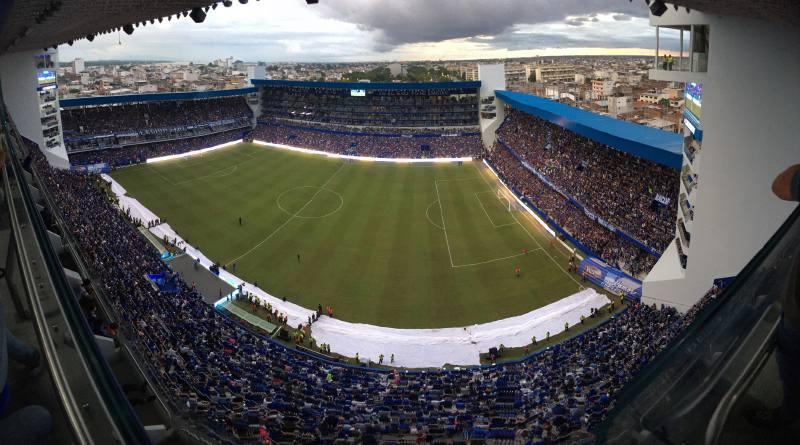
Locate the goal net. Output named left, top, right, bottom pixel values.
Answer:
left=496, top=188, right=521, bottom=212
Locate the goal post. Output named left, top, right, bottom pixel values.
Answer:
left=496, top=187, right=519, bottom=212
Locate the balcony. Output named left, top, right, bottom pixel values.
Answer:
left=678, top=218, right=691, bottom=248
left=650, top=24, right=709, bottom=83
left=682, top=165, right=698, bottom=194
left=680, top=193, right=694, bottom=222
left=683, top=136, right=699, bottom=164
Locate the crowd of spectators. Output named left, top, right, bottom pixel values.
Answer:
left=68, top=129, right=246, bottom=167
left=22, top=134, right=723, bottom=443
left=497, top=110, right=679, bottom=252
left=253, top=120, right=483, bottom=159
left=62, top=97, right=253, bottom=152
left=62, top=97, right=252, bottom=137
left=261, top=85, right=479, bottom=127
left=489, top=146, right=658, bottom=276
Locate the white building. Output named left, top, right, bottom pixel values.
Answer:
left=642, top=7, right=800, bottom=312
left=607, top=95, right=634, bottom=116
left=504, top=63, right=528, bottom=91
left=591, top=79, right=614, bottom=98
left=534, top=65, right=576, bottom=83
left=639, top=91, right=668, bottom=104
left=72, top=57, right=85, bottom=74
left=246, top=65, right=266, bottom=82
left=458, top=64, right=479, bottom=81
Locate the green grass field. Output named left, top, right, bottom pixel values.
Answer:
left=111, top=143, right=585, bottom=328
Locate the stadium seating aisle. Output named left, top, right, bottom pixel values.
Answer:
left=25, top=132, right=726, bottom=442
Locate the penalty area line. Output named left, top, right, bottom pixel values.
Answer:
left=471, top=162, right=584, bottom=289
left=452, top=248, right=543, bottom=268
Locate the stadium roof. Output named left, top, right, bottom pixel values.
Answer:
left=59, top=87, right=257, bottom=108
left=252, top=80, right=481, bottom=91
left=496, top=90, right=683, bottom=169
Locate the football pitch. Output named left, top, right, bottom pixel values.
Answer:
left=111, top=143, right=585, bottom=328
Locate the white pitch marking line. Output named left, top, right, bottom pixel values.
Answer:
left=425, top=200, right=444, bottom=230
left=452, top=248, right=543, bottom=268
left=471, top=162, right=584, bottom=289
left=225, top=162, right=346, bottom=266
left=174, top=164, right=238, bottom=186
left=434, top=180, right=455, bottom=268
left=147, top=164, right=177, bottom=186
left=434, top=177, right=482, bottom=183
left=474, top=192, right=500, bottom=228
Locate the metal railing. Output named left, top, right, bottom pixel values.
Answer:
left=1, top=102, right=152, bottom=444
left=596, top=203, right=800, bottom=444
left=654, top=24, right=710, bottom=74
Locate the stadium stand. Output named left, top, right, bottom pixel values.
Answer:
left=68, top=129, right=247, bottom=167
left=259, top=82, right=479, bottom=128
left=253, top=119, right=483, bottom=159
left=61, top=96, right=253, bottom=153
left=23, top=133, right=725, bottom=443
left=488, top=145, right=659, bottom=277
left=496, top=109, right=680, bottom=253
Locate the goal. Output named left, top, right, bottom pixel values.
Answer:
left=496, top=188, right=520, bottom=212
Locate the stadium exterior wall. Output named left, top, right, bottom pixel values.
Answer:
left=643, top=9, right=800, bottom=311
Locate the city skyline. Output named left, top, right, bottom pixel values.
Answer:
left=58, top=0, right=679, bottom=63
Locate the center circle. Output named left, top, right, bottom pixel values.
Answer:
left=276, top=186, right=344, bottom=219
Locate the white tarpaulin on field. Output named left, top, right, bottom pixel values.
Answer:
left=101, top=171, right=609, bottom=368
left=311, top=288, right=608, bottom=367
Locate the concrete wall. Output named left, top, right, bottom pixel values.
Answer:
left=643, top=12, right=800, bottom=310
left=478, top=64, right=506, bottom=150
left=0, top=49, right=69, bottom=168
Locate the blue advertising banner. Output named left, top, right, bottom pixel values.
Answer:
left=578, top=257, right=642, bottom=300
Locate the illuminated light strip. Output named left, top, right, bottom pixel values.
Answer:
left=252, top=140, right=473, bottom=164
left=482, top=159, right=556, bottom=237
left=146, top=139, right=243, bottom=164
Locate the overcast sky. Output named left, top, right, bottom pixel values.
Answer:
left=59, top=0, right=674, bottom=63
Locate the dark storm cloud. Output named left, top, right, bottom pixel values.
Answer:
left=318, top=0, right=648, bottom=47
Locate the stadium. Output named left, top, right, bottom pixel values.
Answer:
left=0, top=1, right=798, bottom=444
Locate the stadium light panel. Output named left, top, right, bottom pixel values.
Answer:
left=123, top=24, right=134, bottom=35
left=306, top=0, right=319, bottom=4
